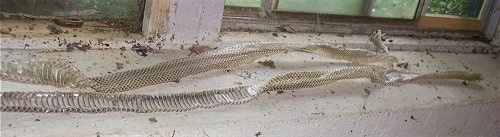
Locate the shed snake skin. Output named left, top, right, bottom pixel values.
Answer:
left=0, top=41, right=482, bottom=113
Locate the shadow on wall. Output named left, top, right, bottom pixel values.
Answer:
left=0, top=0, right=139, bottom=19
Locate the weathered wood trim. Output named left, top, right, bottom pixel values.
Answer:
left=415, top=0, right=429, bottom=19
left=168, top=0, right=225, bottom=44
left=142, top=0, right=169, bottom=38
left=418, top=14, right=483, bottom=31
left=483, top=0, right=499, bottom=40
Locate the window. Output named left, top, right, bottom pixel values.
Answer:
left=225, top=0, right=260, bottom=8
left=427, top=0, right=485, bottom=18
left=223, top=0, right=493, bottom=32
left=225, top=0, right=421, bottom=19
left=370, top=0, right=420, bottom=19
left=275, top=0, right=366, bottom=17
left=419, top=0, right=491, bottom=31
left=0, top=0, right=140, bottom=19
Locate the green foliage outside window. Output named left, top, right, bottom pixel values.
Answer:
left=427, top=0, right=484, bottom=17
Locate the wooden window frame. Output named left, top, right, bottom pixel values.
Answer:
left=140, top=0, right=497, bottom=42
left=222, top=0, right=495, bottom=38
left=417, top=0, right=492, bottom=31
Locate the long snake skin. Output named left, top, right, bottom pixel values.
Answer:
left=89, top=42, right=397, bottom=93
left=0, top=66, right=482, bottom=113
left=1, top=42, right=396, bottom=93
left=0, top=41, right=483, bottom=113
left=0, top=61, right=94, bottom=88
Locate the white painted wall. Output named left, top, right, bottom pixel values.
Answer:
left=2, top=20, right=500, bottom=135
left=167, top=0, right=225, bottom=44
left=141, top=0, right=225, bottom=44
left=484, top=0, right=500, bottom=46
left=492, top=23, right=500, bottom=46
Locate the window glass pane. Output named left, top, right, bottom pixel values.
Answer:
left=276, top=0, right=365, bottom=16
left=225, top=0, right=261, bottom=8
left=370, top=0, right=420, bottom=19
left=0, top=0, right=138, bottom=19
left=427, top=0, right=484, bottom=17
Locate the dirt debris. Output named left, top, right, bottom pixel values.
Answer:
left=396, top=62, right=409, bottom=69
left=426, top=52, right=436, bottom=59
left=66, top=41, right=92, bottom=52
left=116, top=63, right=124, bottom=70
left=364, top=88, right=371, bottom=97
left=66, top=43, right=77, bottom=52
left=275, top=25, right=295, bottom=33
left=47, top=24, right=63, bottom=34
left=257, top=60, right=276, bottom=69
left=254, top=132, right=262, bottom=137
left=188, top=45, right=216, bottom=55
left=410, top=115, right=416, bottom=120
left=237, top=71, right=252, bottom=79
left=0, top=27, right=12, bottom=34
left=77, top=43, right=92, bottom=51
left=131, top=43, right=153, bottom=57
left=97, top=38, right=106, bottom=45
left=124, top=40, right=136, bottom=44
left=272, top=32, right=278, bottom=37
left=148, top=117, right=158, bottom=123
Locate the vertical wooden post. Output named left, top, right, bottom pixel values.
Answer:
left=142, top=0, right=169, bottom=38
left=169, top=0, right=225, bottom=44
left=485, top=0, right=500, bottom=46
left=260, top=0, right=273, bottom=18
left=415, top=0, right=430, bottom=19
left=483, top=0, right=499, bottom=40
left=362, top=0, right=374, bottom=17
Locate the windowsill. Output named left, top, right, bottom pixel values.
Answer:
left=1, top=19, right=495, bottom=54
left=1, top=18, right=500, bottom=136
left=418, top=15, right=484, bottom=31
left=221, top=14, right=484, bottom=39
left=424, top=14, right=480, bottom=20
left=1, top=20, right=493, bottom=53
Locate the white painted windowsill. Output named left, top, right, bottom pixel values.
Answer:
left=1, top=20, right=500, bottom=137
